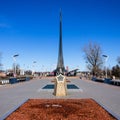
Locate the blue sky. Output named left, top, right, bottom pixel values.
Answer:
left=0, top=0, right=120, bottom=71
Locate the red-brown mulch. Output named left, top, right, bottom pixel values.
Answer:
left=6, top=99, right=116, bottom=120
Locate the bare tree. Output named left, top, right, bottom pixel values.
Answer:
left=83, top=42, right=103, bottom=75
left=112, top=65, right=120, bottom=78
left=0, top=52, right=2, bottom=71
left=117, top=56, right=120, bottom=65
left=13, top=63, right=20, bottom=75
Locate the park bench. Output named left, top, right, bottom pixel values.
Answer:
left=0, top=79, right=9, bottom=85
left=111, top=79, right=120, bottom=86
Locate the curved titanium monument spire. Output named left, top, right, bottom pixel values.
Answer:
left=56, top=10, right=65, bottom=74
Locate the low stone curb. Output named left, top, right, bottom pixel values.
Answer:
left=94, top=99, right=120, bottom=120
left=0, top=99, right=29, bottom=120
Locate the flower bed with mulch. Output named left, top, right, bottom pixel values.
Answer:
left=6, top=99, right=116, bottom=120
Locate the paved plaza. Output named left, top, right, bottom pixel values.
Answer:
left=0, top=77, right=120, bottom=119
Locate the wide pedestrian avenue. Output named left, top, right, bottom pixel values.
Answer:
left=0, top=77, right=120, bottom=119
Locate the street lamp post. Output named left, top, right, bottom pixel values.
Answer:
left=32, top=61, right=37, bottom=75
left=13, top=54, right=19, bottom=77
left=102, top=55, right=109, bottom=78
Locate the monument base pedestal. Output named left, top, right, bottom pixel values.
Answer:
left=54, top=74, right=67, bottom=96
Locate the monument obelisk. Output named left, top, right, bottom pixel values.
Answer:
left=56, top=9, right=65, bottom=75
left=54, top=10, right=67, bottom=96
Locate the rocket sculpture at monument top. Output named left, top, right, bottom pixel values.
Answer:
left=56, top=10, right=65, bottom=74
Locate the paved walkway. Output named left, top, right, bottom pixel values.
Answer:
left=0, top=77, right=120, bottom=119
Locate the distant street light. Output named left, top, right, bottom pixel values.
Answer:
left=13, top=54, right=19, bottom=77
left=0, top=63, right=3, bottom=71
left=102, top=54, right=109, bottom=78
left=32, top=61, right=37, bottom=75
